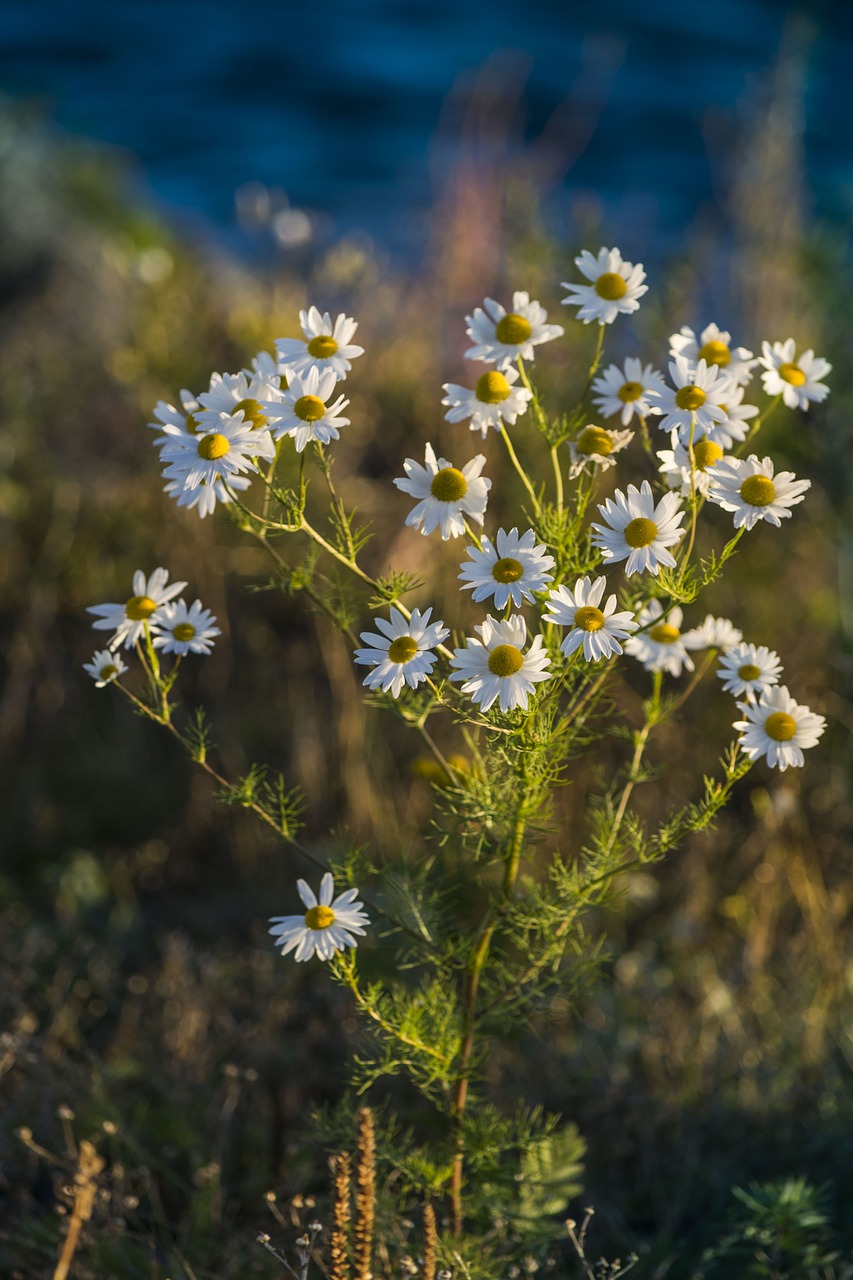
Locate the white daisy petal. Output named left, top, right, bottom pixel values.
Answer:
left=734, top=685, right=825, bottom=771
left=269, top=875, right=370, bottom=962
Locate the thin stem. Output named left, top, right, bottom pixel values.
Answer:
left=500, top=424, right=541, bottom=516
left=550, top=443, right=564, bottom=510
left=735, top=393, right=782, bottom=456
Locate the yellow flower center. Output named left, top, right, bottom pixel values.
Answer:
left=649, top=623, right=680, bottom=644
left=692, top=439, right=723, bottom=470
left=698, top=340, right=731, bottom=367
left=475, top=371, right=511, bottom=404
left=304, top=905, right=336, bottom=930
left=234, top=397, right=268, bottom=429
left=675, top=385, right=707, bottom=411
left=577, top=426, right=613, bottom=456
left=184, top=412, right=202, bottom=434
left=294, top=394, right=327, bottom=422
left=387, top=635, right=419, bottom=664
left=307, top=334, right=339, bottom=358
left=624, top=517, right=658, bottom=548
left=739, top=475, right=776, bottom=507
left=764, top=711, right=797, bottom=742
left=595, top=272, right=627, bottom=300
left=173, top=623, right=197, bottom=642
left=492, top=557, right=524, bottom=584
left=618, top=381, right=643, bottom=403
left=487, top=644, right=524, bottom=677
left=738, top=663, right=762, bottom=680
left=197, top=433, right=230, bottom=460
left=494, top=313, right=532, bottom=345
left=430, top=467, right=468, bottom=502
left=98, top=663, right=119, bottom=681
left=573, top=605, right=605, bottom=632
left=778, top=362, right=806, bottom=387
left=125, top=594, right=157, bottom=621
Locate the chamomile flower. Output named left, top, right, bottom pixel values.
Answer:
left=706, top=454, right=811, bottom=530
left=393, top=444, right=491, bottom=540
left=561, top=247, right=648, bottom=325
left=707, top=384, right=759, bottom=449
left=592, top=358, right=666, bottom=425
left=449, top=614, right=551, bottom=713
left=542, top=576, right=638, bottom=662
left=759, top=339, right=831, bottom=410
left=656, top=435, right=727, bottom=497
left=718, top=642, right=782, bottom=700
left=152, top=599, right=221, bottom=656
left=88, top=568, right=187, bottom=651
left=149, top=389, right=204, bottom=442
left=647, top=355, right=733, bottom=443
left=680, top=615, right=743, bottom=652
left=83, top=649, right=128, bottom=687
left=160, top=412, right=276, bottom=496
left=669, top=323, right=757, bottom=387
left=163, top=472, right=252, bottom=519
left=568, top=424, right=633, bottom=477
left=353, top=607, right=449, bottom=698
left=734, top=686, right=826, bottom=771
left=275, top=307, right=364, bottom=382
left=268, top=873, right=369, bottom=962
left=591, top=481, right=685, bottom=577
left=273, top=366, right=350, bottom=451
left=442, top=366, right=533, bottom=437
left=195, top=367, right=284, bottom=434
left=458, top=528, right=555, bottom=610
left=624, top=601, right=694, bottom=677
left=464, top=292, right=564, bottom=370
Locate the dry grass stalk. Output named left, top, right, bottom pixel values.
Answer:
left=53, top=1139, right=105, bottom=1280
left=329, top=1151, right=352, bottom=1280
left=353, top=1108, right=375, bottom=1280
left=421, top=1202, right=437, bottom=1280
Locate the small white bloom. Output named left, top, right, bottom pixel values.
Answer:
left=591, top=481, right=686, bottom=577
left=734, top=685, right=826, bottom=771
left=656, top=434, right=727, bottom=497
left=195, top=367, right=284, bottom=434
left=149, top=389, right=203, bottom=444
left=88, top=568, right=187, bottom=651
left=568, top=423, right=633, bottom=477
left=458, top=528, right=555, bottom=610
left=542, top=576, right=638, bottom=662
left=669, top=323, right=757, bottom=387
left=718, top=642, right=782, bottom=700
left=706, top=454, right=811, bottom=530
left=464, top=291, right=564, bottom=370
left=647, top=355, right=733, bottom=443
left=268, top=873, right=369, bottom=962
left=592, top=357, right=666, bottom=425
left=152, top=599, right=221, bottom=656
left=561, top=247, right=648, bottom=325
left=624, top=600, right=694, bottom=677
left=759, top=339, right=831, bottom=410
left=273, top=366, right=350, bottom=451
left=449, top=614, right=551, bottom=713
left=680, top=615, right=743, bottom=652
left=163, top=472, right=252, bottom=520
left=442, top=366, right=533, bottom=437
left=84, top=649, right=128, bottom=687
left=393, top=444, right=491, bottom=540
left=353, top=606, right=449, bottom=698
left=160, top=412, right=276, bottom=498
left=275, top=307, right=364, bottom=382
left=707, top=384, right=759, bottom=449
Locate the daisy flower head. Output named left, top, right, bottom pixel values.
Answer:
left=759, top=339, right=831, bottom=410
left=354, top=607, right=449, bottom=698
left=542, top=575, right=638, bottom=662
left=393, top=443, right=491, bottom=540
left=442, top=366, right=533, bottom=437
left=591, top=481, right=685, bottom=577
left=648, top=355, right=733, bottom=443
left=568, top=423, right=633, bottom=477
left=592, top=357, right=666, bottom=426
left=657, top=435, right=727, bottom=497
left=680, top=614, right=743, bottom=652
left=275, top=307, right=364, bottom=382
left=160, top=411, right=276, bottom=499
left=83, top=649, right=128, bottom=687
left=268, top=872, right=369, bottom=962
left=561, top=247, right=648, bottom=325
left=195, top=366, right=284, bottom=435
left=152, top=599, right=221, bottom=656
left=718, top=642, right=782, bottom=700
left=88, top=567, right=187, bottom=651
left=163, top=472, right=252, bottom=520
left=706, top=384, right=759, bottom=449
left=464, top=291, right=564, bottom=371
left=149, top=389, right=203, bottom=445
left=706, top=454, right=811, bottom=531
left=458, top=528, right=555, bottom=610
left=273, top=366, right=350, bottom=452
left=449, top=614, right=551, bottom=713
left=734, top=685, right=826, bottom=771
left=669, top=323, right=757, bottom=387
left=624, top=601, right=694, bottom=678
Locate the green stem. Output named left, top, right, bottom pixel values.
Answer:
left=500, top=424, right=541, bottom=516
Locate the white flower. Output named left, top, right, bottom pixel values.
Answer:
left=759, top=339, right=831, bottom=410
left=449, top=614, right=551, bottom=712
left=592, top=358, right=666, bottom=425
left=706, top=384, right=759, bottom=449
left=624, top=601, right=694, bottom=677
left=561, top=247, right=648, bottom=325
left=195, top=367, right=284, bottom=434
left=591, top=481, right=686, bottom=577
left=734, top=686, right=826, bottom=771
left=647, top=355, right=733, bottom=443
left=88, top=568, right=187, bottom=651
left=458, top=528, right=555, bottom=609
left=442, top=366, right=533, bottom=437
left=152, top=599, right=221, bottom=656
left=464, top=291, right=564, bottom=370
left=568, top=424, right=633, bottom=477
left=83, top=649, right=128, bottom=687
left=268, top=873, right=369, bottom=962
left=669, top=323, right=757, bottom=387
left=149, top=389, right=203, bottom=444
left=679, top=615, right=743, bottom=652
left=393, top=444, right=491, bottom=540
left=353, top=606, right=449, bottom=698
left=718, top=642, right=782, bottom=699
left=273, top=366, right=350, bottom=451
left=275, top=307, right=364, bottom=382
left=163, top=472, right=252, bottom=519
left=542, top=576, right=637, bottom=662
left=160, top=412, right=276, bottom=497
left=706, top=454, right=811, bottom=530
left=656, top=435, right=727, bottom=497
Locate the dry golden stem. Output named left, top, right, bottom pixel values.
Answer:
left=353, top=1109, right=375, bottom=1280
left=53, top=1140, right=105, bottom=1280
left=329, top=1151, right=352, bottom=1280
left=421, top=1203, right=437, bottom=1280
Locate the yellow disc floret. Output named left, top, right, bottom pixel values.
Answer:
left=387, top=635, right=419, bottom=664
left=675, top=385, right=707, bottom=411
left=573, top=606, right=605, bottom=632
left=98, top=663, right=119, bottom=681
left=184, top=412, right=202, bottom=434
left=173, top=623, right=197, bottom=642
left=693, top=439, right=724, bottom=470
left=197, top=433, right=230, bottom=460
left=698, top=340, right=731, bottom=367
left=495, top=313, right=532, bottom=345
left=487, top=644, right=524, bottom=677
left=738, top=663, right=762, bottom=680
left=739, top=475, right=776, bottom=507
left=431, top=467, right=468, bottom=502
left=618, top=381, right=643, bottom=403
left=764, top=711, right=797, bottom=742
left=125, top=595, right=157, bottom=621
left=778, top=362, right=806, bottom=387
left=649, top=623, right=680, bottom=644
left=624, top=517, right=658, bottom=548
left=475, top=371, right=511, bottom=404
left=577, top=426, right=613, bottom=456
left=307, top=334, right=339, bottom=358
left=492, top=557, right=524, bottom=583
left=234, top=397, right=267, bottom=429
left=595, top=272, right=627, bottom=300
left=304, top=905, right=336, bottom=930
left=294, top=395, right=326, bottom=422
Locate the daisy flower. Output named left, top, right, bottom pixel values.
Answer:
left=273, top=366, right=350, bottom=451
left=758, top=339, right=831, bottom=410
left=592, top=358, right=666, bottom=425
left=149, top=389, right=204, bottom=443
left=680, top=615, right=743, bottom=652
left=449, top=614, right=551, bottom=713
left=734, top=685, right=826, bottom=771
left=464, top=291, right=564, bottom=370
left=275, top=307, right=364, bottom=382
left=195, top=367, right=284, bottom=434
left=568, top=424, right=633, bottom=477
left=718, top=642, right=782, bottom=700
left=160, top=411, right=276, bottom=497
left=458, top=528, right=555, bottom=610
left=542, top=575, right=638, bottom=662
left=442, top=366, right=533, bottom=437
left=591, top=481, right=686, bottom=577
left=624, top=601, right=694, bottom=677
left=656, top=435, right=727, bottom=497
left=707, top=384, right=759, bottom=449
left=83, top=649, right=128, bottom=687
left=561, top=247, right=648, bottom=325
left=152, top=599, right=221, bottom=656
left=647, top=355, right=733, bottom=443
left=393, top=444, right=491, bottom=540
left=353, top=607, right=449, bottom=698
left=669, top=323, right=757, bottom=387
left=163, top=472, right=252, bottom=520
left=88, top=567, right=187, bottom=651
left=706, top=454, right=811, bottom=530
left=268, top=872, right=369, bottom=962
